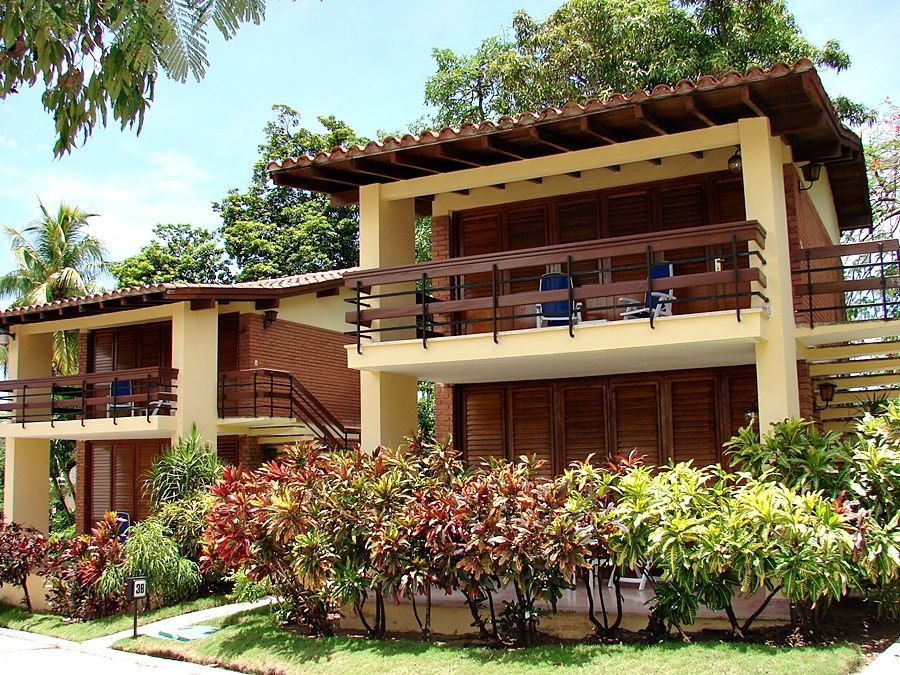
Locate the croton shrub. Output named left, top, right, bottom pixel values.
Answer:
left=0, top=514, right=47, bottom=612
left=202, top=414, right=900, bottom=644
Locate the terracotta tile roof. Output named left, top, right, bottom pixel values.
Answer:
left=0, top=268, right=357, bottom=326
left=267, top=59, right=823, bottom=172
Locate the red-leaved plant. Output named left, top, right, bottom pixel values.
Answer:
left=42, top=512, right=126, bottom=620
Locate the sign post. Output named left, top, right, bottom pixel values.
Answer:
left=125, top=576, right=147, bottom=639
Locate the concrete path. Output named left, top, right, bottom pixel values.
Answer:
left=860, top=640, right=900, bottom=674
left=0, top=597, right=273, bottom=674
left=82, top=597, right=272, bottom=649
left=0, top=627, right=233, bottom=674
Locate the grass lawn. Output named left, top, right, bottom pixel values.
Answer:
left=0, top=595, right=230, bottom=642
left=113, top=608, right=864, bottom=675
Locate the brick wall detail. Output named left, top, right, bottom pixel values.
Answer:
left=784, top=165, right=843, bottom=325
left=433, top=383, right=455, bottom=447
left=239, top=314, right=360, bottom=425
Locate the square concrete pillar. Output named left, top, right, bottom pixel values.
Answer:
left=739, top=118, right=800, bottom=430
left=171, top=304, right=219, bottom=449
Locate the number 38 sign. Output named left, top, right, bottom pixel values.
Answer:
left=126, top=576, right=147, bottom=601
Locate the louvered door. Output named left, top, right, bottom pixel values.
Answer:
left=508, top=385, right=554, bottom=477
left=457, top=212, right=502, bottom=334
left=660, top=184, right=710, bottom=314
left=605, top=191, right=652, bottom=320
left=136, top=442, right=163, bottom=519
left=506, top=206, right=549, bottom=330
left=89, top=444, right=113, bottom=524
left=560, top=383, right=607, bottom=468
left=670, top=377, right=720, bottom=465
left=712, top=176, right=750, bottom=311
left=460, top=388, right=506, bottom=467
left=113, top=443, right=136, bottom=518
left=612, top=382, right=662, bottom=465
left=557, top=198, right=602, bottom=319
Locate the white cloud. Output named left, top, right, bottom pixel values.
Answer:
left=0, top=148, right=220, bottom=264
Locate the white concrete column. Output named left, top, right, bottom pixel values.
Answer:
left=358, top=184, right=419, bottom=450
left=171, top=304, right=219, bottom=449
left=360, top=370, right=419, bottom=452
left=3, top=330, right=53, bottom=531
left=739, top=117, right=800, bottom=430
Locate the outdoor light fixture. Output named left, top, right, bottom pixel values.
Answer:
left=814, top=381, right=837, bottom=412
left=0, top=328, right=12, bottom=346
left=798, top=162, right=823, bottom=192
left=263, top=309, right=278, bottom=329
left=727, top=148, right=743, bottom=175
left=744, top=403, right=759, bottom=423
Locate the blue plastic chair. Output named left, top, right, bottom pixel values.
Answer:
left=536, top=273, right=582, bottom=327
left=620, top=262, right=675, bottom=320
left=106, top=379, right=135, bottom=417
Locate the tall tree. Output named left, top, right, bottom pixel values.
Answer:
left=1, top=1, right=266, bottom=155
left=1, top=201, right=107, bottom=374
left=111, top=223, right=233, bottom=287
left=214, top=105, right=364, bottom=282
left=424, top=0, right=864, bottom=128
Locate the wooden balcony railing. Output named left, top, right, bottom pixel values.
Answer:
left=792, top=239, right=900, bottom=328
left=344, top=220, right=768, bottom=351
left=218, top=368, right=360, bottom=450
left=0, top=367, right=179, bottom=426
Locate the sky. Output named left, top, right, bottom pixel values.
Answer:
left=1, top=0, right=898, bottom=284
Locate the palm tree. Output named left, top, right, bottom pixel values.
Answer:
left=0, top=201, right=108, bottom=374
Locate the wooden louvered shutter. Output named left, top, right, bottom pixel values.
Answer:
left=90, top=330, right=115, bottom=373
left=660, top=184, right=711, bottom=314
left=612, top=382, right=662, bottom=465
left=670, top=378, right=720, bottom=466
left=461, top=387, right=506, bottom=467
left=136, top=442, right=163, bottom=519
left=508, top=385, right=554, bottom=477
left=113, top=443, right=136, bottom=518
left=458, top=212, right=502, bottom=334
left=218, top=314, right=240, bottom=374
left=561, top=383, right=607, bottom=468
left=217, top=435, right=240, bottom=466
left=90, top=444, right=113, bottom=524
left=506, top=206, right=549, bottom=329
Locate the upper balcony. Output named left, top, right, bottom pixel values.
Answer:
left=343, top=220, right=770, bottom=382
left=0, top=367, right=179, bottom=439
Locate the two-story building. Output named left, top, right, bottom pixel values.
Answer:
left=269, top=59, right=899, bottom=472
left=0, top=270, right=360, bottom=540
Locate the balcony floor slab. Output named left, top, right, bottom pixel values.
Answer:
left=0, top=414, right=177, bottom=440
left=348, top=309, right=766, bottom=383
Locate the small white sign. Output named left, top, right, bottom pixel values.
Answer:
left=132, top=578, right=147, bottom=599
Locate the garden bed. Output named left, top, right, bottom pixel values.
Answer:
left=0, top=594, right=230, bottom=642
left=112, top=607, right=867, bottom=675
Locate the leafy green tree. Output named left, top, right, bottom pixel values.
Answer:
left=1, top=0, right=266, bottom=155
left=110, top=223, right=233, bottom=287
left=0, top=201, right=107, bottom=374
left=424, top=0, right=861, bottom=128
left=214, top=105, right=364, bottom=282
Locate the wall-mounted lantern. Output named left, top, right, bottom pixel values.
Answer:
left=263, top=309, right=278, bottom=329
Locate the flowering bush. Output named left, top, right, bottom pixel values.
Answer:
left=0, top=514, right=48, bottom=612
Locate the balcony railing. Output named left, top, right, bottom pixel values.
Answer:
left=218, top=368, right=360, bottom=450
left=792, top=239, right=900, bottom=328
left=344, top=220, right=768, bottom=351
left=0, top=367, right=179, bottom=426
